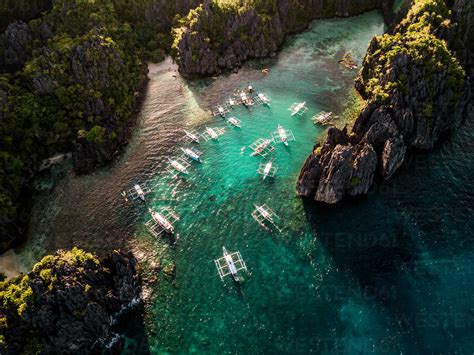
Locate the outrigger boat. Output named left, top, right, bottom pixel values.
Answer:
left=272, top=124, right=295, bottom=146
left=289, top=101, right=308, bottom=116
left=251, top=204, right=282, bottom=232
left=212, top=104, right=230, bottom=118
left=227, top=97, right=236, bottom=107
left=202, top=126, right=225, bottom=141
left=240, top=91, right=253, bottom=107
left=214, top=247, right=248, bottom=282
left=166, top=157, right=190, bottom=177
left=338, top=52, right=358, bottom=70
left=312, top=111, right=333, bottom=125
left=249, top=138, right=275, bottom=157
left=247, top=85, right=254, bottom=93
left=183, top=129, right=200, bottom=144
left=145, top=207, right=179, bottom=237
left=257, top=158, right=278, bottom=180
left=126, top=183, right=152, bottom=202
left=181, top=147, right=202, bottom=162
left=256, top=92, right=271, bottom=106
left=227, top=117, right=241, bottom=128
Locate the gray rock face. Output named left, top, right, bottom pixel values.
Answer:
left=297, top=1, right=472, bottom=204
left=381, top=137, right=406, bottom=179
left=349, top=143, right=377, bottom=195
left=1, top=250, right=141, bottom=354
left=174, top=0, right=394, bottom=76
left=315, top=145, right=354, bottom=204
left=0, top=21, right=32, bottom=69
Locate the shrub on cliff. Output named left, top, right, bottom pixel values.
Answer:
left=0, top=247, right=140, bottom=354
left=0, top=0, right=168, bottom=251
left=297, top=0, right=471, bottom=203
left=357, top=0, right=465, bottom=109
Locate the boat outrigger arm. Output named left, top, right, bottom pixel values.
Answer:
left=182, top=129, right=201, bottom=144
left=227, top=97, right=236, bottom=107
left=271, top=125, right=295, bottom=146
left=289, top=101, right=308, bottom=116
left=214, top=247, right=248, bottom=282
left=202, top=126, right=225, bottom=141
left=251, top=204, right=282, bottom=232
left=181, top=147, right=203, bottom=162
left=255, top=92, right=271, bottom=106
left=257, top=158, right=278, bottom=179
left=166, top=157, right=191, bottom=178
left=145, top=207, right=179, bottom=237
left=127, top=183, right=152, bottom=202
left=312, top=111, right=334, bottom=125
left=240, top=91, right=254, bottom=106
left=227, top=117, right=242, bottom=128
left=249, top=138, right=275, bottom=157
left=212, top=104, right=230, bottom=118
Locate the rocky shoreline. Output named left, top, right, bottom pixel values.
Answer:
left=172, top=0, right=394, bottom=76
left=0, top=248, right=141, bottom=353
left=297, top=0, right=473, bottom=204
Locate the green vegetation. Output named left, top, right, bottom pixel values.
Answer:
left=171, top=0, right=313, bottom=63
left=0, top=0, right=184, bottom=244
left=0, top=248, right=100, bottom=319
left=351, top=177, right=362, bottom=187
left=0, top=248, right=125, bottom=353
left=359, top=0, right=465, bottom=104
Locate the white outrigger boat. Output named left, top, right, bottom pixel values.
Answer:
left=240, top=91, right=253, bottom=107
left=181, top=147, right=202, bottom=162
left=251, top=204, right=282, bottom=232
left=249, top=138, right=275, bottom=157
left=212, top=104, right=230, bottom=118
left=227, top=117, right=241, bottom=128
left=202, top=126, right=225, bottom=141
left=145, top=207, right=179, bottom=237
left=271, top=124, right=295, bottom=146
left=214, top=247, right=248, bottom=282
left=312, top=111, right=333, bottom=125
left=256, top=92, right=271, bottom=106
left=227, top=97, right=236, bottom=107
left=289, top=101, right=308, bottom=116
left=166, top=157, right=190, bottom=177
left=257, top=158, right=278, bottom=180
left=125, top=183, right=152, bottom=202
left=183, top=129, right=200, bottom=144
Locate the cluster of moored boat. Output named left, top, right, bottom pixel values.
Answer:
left=123, top=84, right=336, bottom=283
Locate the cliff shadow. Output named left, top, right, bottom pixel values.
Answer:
left=117, top=303, right=151, bottom=354
left=302, top=193, right=421, bottom=308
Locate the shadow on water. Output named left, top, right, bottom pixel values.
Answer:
left=118, top=304, right=151, bottom=354
left=300, top=115, right=474, bottom=351
left=302, top=195, right=420, bottom=303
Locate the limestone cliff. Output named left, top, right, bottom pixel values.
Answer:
left=297, top=0, right=472, bottom=204
left=0, top=248, right=140, bottom=354
left=172, top=0, right=394, bottom=76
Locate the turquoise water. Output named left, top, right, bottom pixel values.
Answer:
left=126, top=12, right=388, bottom=354
left=11, top=10, right=474, bottom=354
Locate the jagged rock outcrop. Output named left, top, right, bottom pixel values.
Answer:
left=381, top=136, right=406, bottom=178
left=173, top=0, right=394, bottom=76
left=0, top=248, right=141, bottom=354
left=0, top=0, right=52, bottom=33
left=297, top=0, right=472, bottom=204
left=0, top=21, right=32, bottom=70
left=23, top=32, right=148, bottom=175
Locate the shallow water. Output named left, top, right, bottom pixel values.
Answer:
left=8, top=10, right=474, bottom=354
